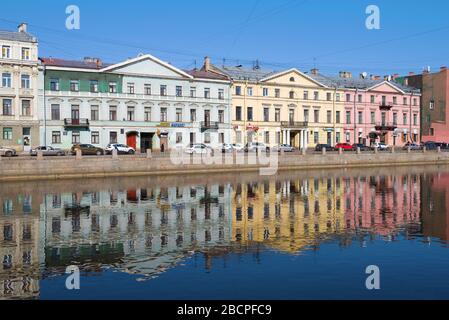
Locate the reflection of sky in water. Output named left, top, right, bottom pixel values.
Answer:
left=1, top=168, right=449, bottom=300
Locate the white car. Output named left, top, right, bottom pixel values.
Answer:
left=232, top=144, right=244, bottom=152
left=106, top=144, right=136, bottom=155
left=245, top=142, right=270, bottom=153
left=0, top=146, right=16, bottom=157
left=372, top=142, right=389, bottom=151
left=221, top=143, right=233, bottom=153
left=184, top=144, right=213, bottom=154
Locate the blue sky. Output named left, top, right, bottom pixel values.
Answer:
left=1, top=0, right=449, bottom=76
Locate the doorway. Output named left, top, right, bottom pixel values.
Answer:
left=140, top=133, right=154, bottom=153
left=126, top=132, right=138, bottom=150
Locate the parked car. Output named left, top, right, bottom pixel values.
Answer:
left=105, top=144, right=136, bottom=155
left=30, top=146, right=65, bottom=156
left=71, top=144, right=105, bottom=156
left=0, top=146, right=16, bottom=157
left=352, top=143, right=370, bottom=151
left=335, top=143, right=353, bottom=151
left=232, top=144, right=244, bottom=152
left=244, top=142, right=270, bottom=153
left=221, top=143, right=233, bottom=153
left=272, top=144, right=295, bottom=152
left=422, top=141, right=448, bottom=150
left=403, top=142, right=422, bottom=150
left=372, top=142, right=389, bottom=151
left=184, top=144, right=212, bottom=154
left=315, top=144, right=334, bottom=152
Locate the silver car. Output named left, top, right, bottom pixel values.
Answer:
left=0, top=146, right=17, bottom=157
left=30, top=146, right=65, bottom=156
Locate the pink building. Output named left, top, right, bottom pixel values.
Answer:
left=343, top=80, right=421, bottom=147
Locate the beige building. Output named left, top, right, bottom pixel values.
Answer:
left=208, top=62, right=346, bottom=149
left=0, top=23, right=40, bottom=152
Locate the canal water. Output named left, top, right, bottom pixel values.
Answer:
left=1, top=166, right=449, bottom=300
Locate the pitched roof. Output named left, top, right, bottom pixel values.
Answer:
left=0, top=29, right=37, bottom=43
left=215, top=65, right=277, bottom=82
left=184, top=68, right=230, bottom=81
left=40, top=57, right=112, bottom=70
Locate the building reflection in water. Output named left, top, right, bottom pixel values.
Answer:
left=0, top=169, right=443, bottom=299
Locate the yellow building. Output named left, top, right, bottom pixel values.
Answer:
left=230, top=177, right=346, bottom=253
left=209, top=62, right=346, bottom=148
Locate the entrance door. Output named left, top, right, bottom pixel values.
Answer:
left=127, top=133, right=137, bottom=150
left=71, top=105, right=80, bottom=125
left=23, top=127, right=31, bottom=152
left=160, top=135, right=168, bottom=152
left=140, top=133, right=154, bottom=153
left=327, top=132, right=332, bottom=145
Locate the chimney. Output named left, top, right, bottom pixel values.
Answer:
left=339, top=71, right=352, bottom=79
left=374, top=75, right=381, bottom=81
left=311, top=68, right=319, bottom=75
left=84, top=57, right=102, bottom=67
left=441, top=66, right=447, bottom=72
left=404, top=78, right=409, bottom=86
left=203, top=56, right=211, bottom=71
left=18, top=23, right=27, bottom=33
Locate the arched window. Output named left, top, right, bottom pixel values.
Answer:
left=290, top=77, right=295, bottom=82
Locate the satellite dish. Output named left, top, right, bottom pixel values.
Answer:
left=361, top=72, right=368, bottom=79
left=387, top=75, right=392, bottom=81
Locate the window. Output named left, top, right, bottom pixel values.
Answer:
left=275, top=88, right=280, bottom=98
left=21, top=75, right=30, bottom=89
left=393, top=96, right=398, bottom=105
left=358, top=94, right=363, bottom=103
left=370, top=95, right=375, bottom=103
left=109, top=106, right=117, bottom=121
left=190, top=87, right=196, bottom=98
left=314, top=91, right=319, bottom=100
left=235, top=86, right=242, bottom=96
left=336, top=111, right=341, bottom=124
left=236, top=106, right=242, bottom=121
left=204, top=132, right=211, bottom=144
left=413, top=114, right=418, bottom=126
left=52, top=131, right=61, bottom=144
left=247, top=87, right=253, bottom=96
left=190, top=109, right=196, bottom=122
left=346, top=111, right=351, bottom=124
left=219, top=133, right=225, bottom=144
left=336, top=132, right=341, bottom=143
left=247, top=107, right=253, bottom=121
left=21, top=47, right=31, bottom=60
left=275, top=108, right=280, bottom=122
left=144, top=84, right=151, bottom=95
left=393, top=113, right=398, bottom=126
left=204, top=88, right=210, bottom=99
left=144, top=107, right=151, bottom=122
left=72, top=131, right=80, bottom=144
left=289, top=109, right=295, bottom=123
left=336, top=93, right=341, bottom=102
left=304, top=109, right=309, bottom=122
left=381, top=96, right=387, bottom=105
left=403, top=97, right=408, bottom=105
left=327, top=111, right=332, bottom=124
left=2, top=46, right=10, bottom=58
left=2, top=128, right=12, bottom=140
left=358, top=111, right=363, bottom=124
left=218, top=110, right=225, bottom=123
left=430, top=100, right=435, bottom=110
left=346, top=94, right=351, bottom=102
left=403, top=113, right=408, bottom=125
left=70, top=80, right=79, bottom=92
left=176, top=132, right=183, bottom=144
left=430, top=128, right=435, bottom=136
left=314, top=132, right=319, bottom=144
left=218, top=88, right=224, bottom=100
left=109, top=82, right=117, bottom=93
left=109, top=132, right=117, bottom=144
left=290, top=77, right=295, bottom=82
left=370, top=111, right=375, bottom=124
left=264, top=108, right=269, bottom=122
left=314, top=110, right=320, bottom=123
left=51, top=104, right=60, bottom=120
left=303, top=91, right=309, bottom=100
left=263, top=88, right=269, bottom=97
left=50, top=78, right=59, bottom=91
left=381, top=112, right=386, bottom=125
left=236, top=131, right=242, bottom=143
left=289, top=91, right=295, bottom=99
left=127, top=83, right=134, bottom=94
left=91, top=131, right=100, bottom=144
left=91, top=105, right=99, bottom=121
left=327, top=93, right=332, bottom=101
left=176, top=86, right=182, bottom=97
left=2, top=99, right=12, bottom=115
left=276, top=132, right=281, bottom=144
left=413, top=98, right=418, bottom=106
left=264, top=132, right=270, bottom=144
left=176, top=108, right=183, bottom=122
left=127, top=106, right=135, bottom=121
left=160, top=108, right=167, bottom=122
left=2, top=73, right=11, bottom=88
left=90, top=80, right=98, bottom=93
left=22, top=100, right=31, bottom=116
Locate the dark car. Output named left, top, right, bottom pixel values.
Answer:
left=315, top=144, right=334, bottom=152
left=71, top=144, right=105, bottom=156
left=30, top=146, right=65, bottom=156
left=423, top=141, right=448, bottom=150
left=352, top=143, right=370, bottom=151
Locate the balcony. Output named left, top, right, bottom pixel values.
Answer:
left=64, top=118, right=90, bottom=130
left=200, top=121, right=219, bottom=132
left=281, top=121, right=309, bottom=129
left=375, top=122, right=397, bottom=131
left=379, top=104, right=393, bottom=111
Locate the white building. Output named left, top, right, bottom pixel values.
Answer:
left=0, top=23, right=40, bottom=152
left=40, top=54, right=232, bottom=152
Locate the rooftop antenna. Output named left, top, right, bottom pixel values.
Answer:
left=222, top=58, right=226, bottom=68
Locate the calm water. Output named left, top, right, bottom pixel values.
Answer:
left=1, top=166, right=449, bottom=300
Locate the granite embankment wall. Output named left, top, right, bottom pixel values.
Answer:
left=0, top=151, right=448, bottom=182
